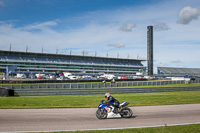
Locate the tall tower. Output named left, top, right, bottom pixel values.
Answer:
left=147, top=26, right=153, bottom=76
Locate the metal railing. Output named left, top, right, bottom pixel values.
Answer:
left=12, top=86, right=200, bottom=96
left=1, top=79, right=199, bottom=96
left=0, top=79, right=199, bottom=90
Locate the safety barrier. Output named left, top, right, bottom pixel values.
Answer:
left=0, top=80, right=190, bottom=90
left=0, top=88, right=14, bottom=97
left=13, top=86, right=200, bottom=96
left=0, top=79, right=199, bottom=96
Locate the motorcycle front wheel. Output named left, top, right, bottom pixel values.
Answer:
left=120, top=107, right=133, bottom=118
left=96, top=108, right=107, bottom=119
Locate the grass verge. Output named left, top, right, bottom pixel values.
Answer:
left=0, top=91, right=200, bottom=109
left=57, top=124, right=200, bottom=133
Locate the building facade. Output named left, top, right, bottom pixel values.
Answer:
left=0, top=50, right=146, bottom=77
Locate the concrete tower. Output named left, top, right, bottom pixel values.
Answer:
left=147, top=26, right=153, bottom=76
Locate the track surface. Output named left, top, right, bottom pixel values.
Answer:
left=0, top=104, right=200, bottom=132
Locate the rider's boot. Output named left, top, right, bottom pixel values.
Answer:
left=113, top=107, right=118, bottom=113
left=118, top=107, right=122, bottom=112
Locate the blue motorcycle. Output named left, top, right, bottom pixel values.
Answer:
left=96, top=100, right=133, bottom=119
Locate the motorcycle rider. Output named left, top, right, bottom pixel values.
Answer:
left=105, top=92, right=120, bottom=113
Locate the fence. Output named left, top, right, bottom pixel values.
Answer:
left=12, top=86, right=200, bottom=96
left=0, top=79, right=199, bottom=96
left=1, top=79, right=199, bottom=90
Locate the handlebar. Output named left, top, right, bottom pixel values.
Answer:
left=101, top=100, right=105, bottom=102
left=101, top=100, right=109, bottom=104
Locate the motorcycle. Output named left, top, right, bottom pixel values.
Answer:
left=96, top=100, right=133, bottom=119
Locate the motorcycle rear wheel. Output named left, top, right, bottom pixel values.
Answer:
left=96, top=108, right=107, bottom=119
left=120, top=107, right=133, bottom=118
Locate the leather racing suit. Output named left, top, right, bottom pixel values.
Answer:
left=106, top=96, right=120, bottom=113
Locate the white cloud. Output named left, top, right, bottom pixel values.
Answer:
left=154, top=22, right=170, bottom=31
left=0, top=1, right=4, bottom=6
left=23, top=20, right=59, bottom=31
left=177, top=6, right=200, bottom=25
left=108, top=43, right=125, bottom=48
left=119, top=23, right=136, bottom=32
left=170, top=60, right=182, bottom=64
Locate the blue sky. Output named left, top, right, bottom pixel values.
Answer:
left=0, top=0, right=200, bottom=73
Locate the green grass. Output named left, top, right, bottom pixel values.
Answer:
left=56, top=124, right=200, bottom=133
left=0, top=91, right=200, bottom=109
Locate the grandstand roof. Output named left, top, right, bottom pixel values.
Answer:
left=158, top=67, right=200, bottom=76
left=0, top=50, right=145, bottom=62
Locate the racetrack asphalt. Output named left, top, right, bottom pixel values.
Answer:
left=0, top=104, right=200, bottom=132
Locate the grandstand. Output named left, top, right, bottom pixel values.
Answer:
left=158, top=67, right=200, bottom=77
left=0, top=50, right=146, bottom=77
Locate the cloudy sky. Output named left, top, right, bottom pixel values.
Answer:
left=0, top=0, right=200, bottom=73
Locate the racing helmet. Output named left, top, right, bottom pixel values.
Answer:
left=105, top=92, right=111, bottom=99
